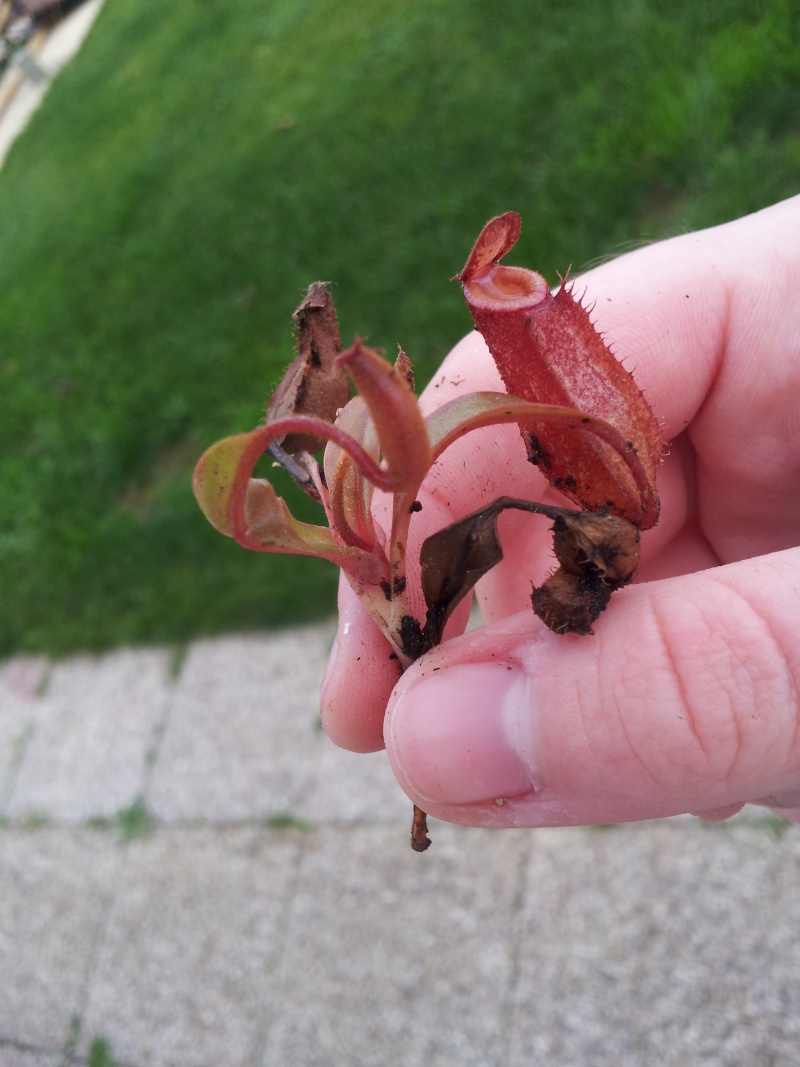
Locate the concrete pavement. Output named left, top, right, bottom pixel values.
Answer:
left=1, top=623, right=799, bottom=1067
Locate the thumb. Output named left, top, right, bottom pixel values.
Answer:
left=384, top=549, right=800, bottom=828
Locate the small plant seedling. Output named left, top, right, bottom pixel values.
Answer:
left=116, top=796, right=155, bottom=840
left=194, top=214, right=661, bottom=850
left=88, top=1036, right=116, bottom=1067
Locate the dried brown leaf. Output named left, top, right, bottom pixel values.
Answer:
left=266, top=282, right=351, bottom=454
left=419, top=498, right=641, bottom=643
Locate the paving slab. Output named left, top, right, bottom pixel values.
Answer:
left=81, top=827, right=303, bottom=1067
left=262, top=824, right=530, bottom=1067
left=0, top=829, right=124, bottom=1050
left=7, top=649, right=170, bottom=823
left=507, top=822, right=800, bottom=1067
left=147, top=630, right=332, bottom=822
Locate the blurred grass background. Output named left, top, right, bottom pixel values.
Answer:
left=0, top=0, right=798, bottom=657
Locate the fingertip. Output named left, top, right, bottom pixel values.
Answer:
left=320, top=578, right=400, bottom=753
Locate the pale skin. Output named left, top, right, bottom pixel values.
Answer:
left=321, top=195, right=800, bottom=829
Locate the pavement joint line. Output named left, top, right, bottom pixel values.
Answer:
left=0, top=719, right=33, bottom=811
left=58, top=1012, right=81, bottom=1067
left=63, top=838, right=132, bottom=1065
left=499, top=835, right=535, bottom=1063
left=247, top=827, right=315, bottom=1063
left=134, top=664, right=174, bottom=818
left=0, top=809, right=790, bottom=834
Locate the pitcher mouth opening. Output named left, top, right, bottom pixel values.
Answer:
left=463, top=263, right=552, bottom=313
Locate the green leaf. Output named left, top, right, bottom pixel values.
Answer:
left=192, top=430, right=253, bottom=537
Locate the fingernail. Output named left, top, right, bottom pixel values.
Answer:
left=387, top=662, right=533, bottom=805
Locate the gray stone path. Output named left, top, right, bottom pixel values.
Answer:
left=1, top=624, right=799, bottom=1067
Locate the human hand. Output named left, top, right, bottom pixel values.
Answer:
left=321, top=196, right=800, bottom=829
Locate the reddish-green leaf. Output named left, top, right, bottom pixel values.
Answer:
left=335, top=341, right=432, bottom=492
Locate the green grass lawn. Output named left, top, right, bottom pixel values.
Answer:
left=1, top=0, right=798, bottom=657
